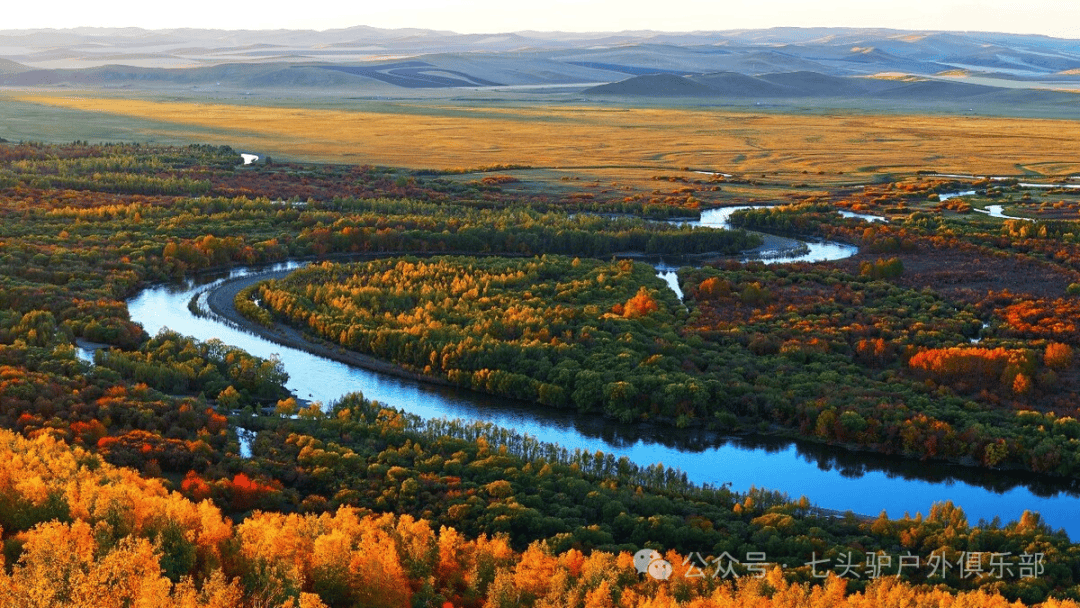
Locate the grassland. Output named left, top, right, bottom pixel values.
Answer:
left=6, top=91, right=1080, bottom=183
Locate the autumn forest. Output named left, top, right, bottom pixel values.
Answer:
left=3, top=140, right=1080, bottom=607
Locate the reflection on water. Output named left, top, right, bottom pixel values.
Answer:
left=240, top=153, right=259, bottom=165
left=781, top=240, right=858, bottom=264
left=127, top=261, right=1080, bottom=539
left=74, top=339, right=105, bottom=365
left=838, top=210, right=886, bottom=223
left=237, top=428, right=255, bottom=459
left=940, top=190, right=977, bottom=202
left=973, top=205, right=1025, bottom=220
left=686, top=207, right=859, bottom=265
left=690, top=206, right=759, bottom=228
left=655, top=270, right=685, bottom=301
left=937, top=190, right=1030, bottom=220
left=651, top=206, right=859, bottom=300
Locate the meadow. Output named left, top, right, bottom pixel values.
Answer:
left=6, top=91, right=1080, bottom=183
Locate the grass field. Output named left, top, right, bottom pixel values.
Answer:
left=5, top=91, right=1080, bottom=181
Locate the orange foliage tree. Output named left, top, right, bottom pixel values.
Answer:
left=908, top=346, right=1034, bottom=391
left=1045, top=342, right=1073, bottom=370
left=620, top=287, right=660, bottom=318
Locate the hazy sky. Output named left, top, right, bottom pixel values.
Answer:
left=6, top=0, right=1080, bottom=39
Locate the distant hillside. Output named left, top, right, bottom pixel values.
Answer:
left=584, top=69, right=1080, bottom=107
left=762, top=71, right=888, bottom=95
left=872, top=79, right=1001, bottom=100
left=312, top=62, right=503, bottom=87
left=585, top=71, right=866, bottom=98
left=0, top=63, right=389, bottom=90
left=0, top=57, right=29, bottom=73
left=690, top=72, right=796, bottom=97
left=584, top=73, right=718, bottom=96
left=2, top=25, right=1079, bottom=111
left=2, top=25, right=1080, bottom=78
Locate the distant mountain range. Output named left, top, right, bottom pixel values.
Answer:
left=1, top=26, right=1079, bottom=106
left=582, top=70, right=1077, bottom=106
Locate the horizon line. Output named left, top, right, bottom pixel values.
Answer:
left=0, top=24, right=1076, bottom=41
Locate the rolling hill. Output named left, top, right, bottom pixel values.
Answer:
left=584, top=72, right=721, bottom=96
left=0, top=57, right=30, bottom=73
left=1, top=26, right=1079, bottom=113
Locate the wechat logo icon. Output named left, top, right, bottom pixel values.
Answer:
left=634, top=549, right=673, bottom=580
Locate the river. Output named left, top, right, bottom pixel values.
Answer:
left=125, top=210, right=1080, bottom=539
left=937, top=189, right=1029, bottom=220
left=974, top=205, right=1025, bottom=220
left=665, top=206, right=860, bottom=264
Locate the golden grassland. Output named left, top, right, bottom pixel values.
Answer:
left=8, top=92, right=1080, bottom=180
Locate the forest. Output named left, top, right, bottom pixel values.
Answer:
left=244, top=251, right=1080, bottom=478
left=1, top=141, right=1080, bottom=606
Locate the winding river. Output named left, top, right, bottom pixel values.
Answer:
left=937, top=189, right=1028, bottom=220
left=125, top=206, right=1080, bottom=539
